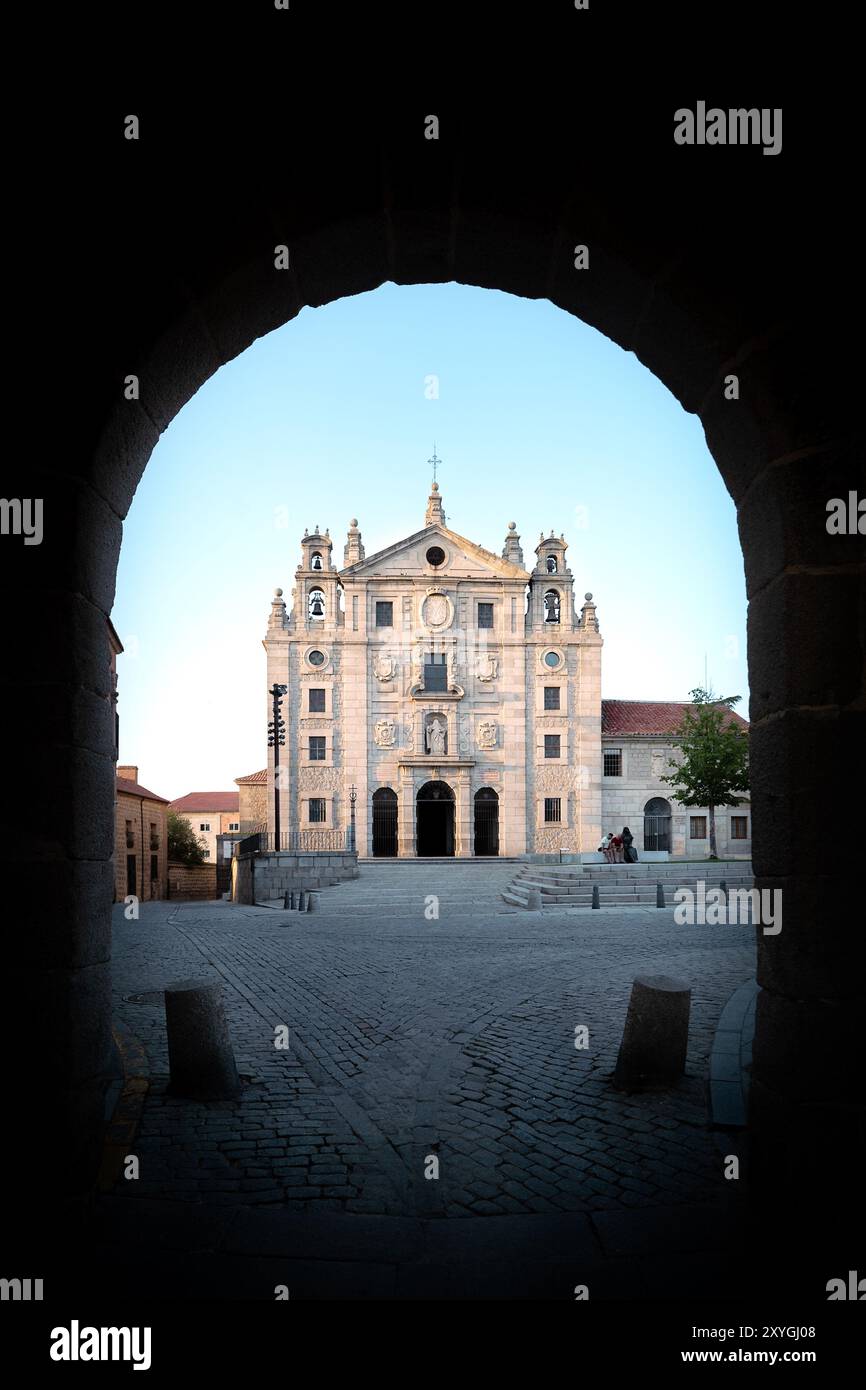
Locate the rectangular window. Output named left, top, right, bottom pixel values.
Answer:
left=690, top=816, right=707, bottom=839
left=375, top=600, right=393, bottom=628
left=424, top=653, right=448, bottom=692
left=150, top=853, right=158, bottom=880
left=477, top=602, right=494, bottom=629
left=202, top=848, right=210, bottom=859
left=308, top=687, right=326, bottom=712
left=309, top=798, right=326, bottom=823
left=731, top=816, right=748, bottom=839
left=125, top=819, right=134, bottom=848
left=544, top=734, right=561, bottom=759
left=544, top=797, right=561, bottom=824
left=543, top=686, right=560, bottom=710
left=200, top=822, right=210, bottom=832
left=603, top=749, right=622, bottom=777
left=229, top=822, right=239, bottom=832
left=309, top=736, right=326, bottom=761
left=149, top=821, right=159, bottom=850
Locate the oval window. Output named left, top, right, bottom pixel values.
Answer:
left=426, top=545, right=445, bottom=567
left=543, top=651, right=560, bottom=669
left=308, top=650, right=326, bottom=667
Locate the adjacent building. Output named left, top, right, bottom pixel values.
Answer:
left=115, top=765, right=169, bottom=900
left=168, top=792, right=241, bottom=863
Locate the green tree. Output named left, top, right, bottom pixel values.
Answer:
left=167, top=810, right=207, bottom=865
left=661, top=688, right=750, bottom=859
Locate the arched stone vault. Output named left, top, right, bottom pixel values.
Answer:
left=8, top=97, right=862, bottom=1251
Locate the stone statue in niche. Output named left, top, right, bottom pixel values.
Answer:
left=425, top=717, right=448, bottom=756
left=374, top=718, right=396, bottom=748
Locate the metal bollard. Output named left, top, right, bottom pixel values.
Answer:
left=592, top=884, right=600, bottom=909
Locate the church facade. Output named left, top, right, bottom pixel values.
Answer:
left=262, top=482, right=750, bottom=860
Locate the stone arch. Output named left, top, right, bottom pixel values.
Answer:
left=14, top=110, right=860, bottom=1267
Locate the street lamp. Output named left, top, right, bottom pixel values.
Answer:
left=348, top=783, right=357, bottom=853
left=267, top=683, right=287, bottom=849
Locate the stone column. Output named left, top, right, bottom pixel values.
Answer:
left=398, top=767, right=414, bottom=857
left=455, top=768, right=472, bottom=857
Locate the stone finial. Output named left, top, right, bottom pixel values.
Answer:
left=344, top=517, right=365, bottom=567
left=425, top=480, right=445, bottom=527
left=268, top=586, right=288, bottom=632
left=580, top=591, right=599, bottom=633
left=502, top=521, right=524, bottom=566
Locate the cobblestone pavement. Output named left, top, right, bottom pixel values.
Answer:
left=108, top=891, right=755, bottom=1224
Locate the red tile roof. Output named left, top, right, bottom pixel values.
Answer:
left=602, top=699, right=749, bottom=736
left=235, top=769, right=268, bottom=785
left=168, top=792, right=240, bottom=813
left=116, top=776, right=169, bottom=803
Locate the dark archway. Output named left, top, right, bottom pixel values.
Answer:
left=12, top=97, right=861, bottom=1280
left=643, top=796, right=672, bottom=853
left=371, top=787, right=397, bottom=858
left=416, top=781, right=455, bottom=857
left=474, top=788, right=499, bottom=857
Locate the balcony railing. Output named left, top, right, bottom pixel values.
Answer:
left=238, top=829, right=351, bottom=854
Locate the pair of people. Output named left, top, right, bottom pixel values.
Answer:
left=598, top=827, right=638, bottom=863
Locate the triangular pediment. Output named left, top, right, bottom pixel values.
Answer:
left=341, top=525, right=529, bottom=580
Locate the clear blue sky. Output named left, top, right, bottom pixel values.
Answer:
left=113, top=283, right=748, bottom=801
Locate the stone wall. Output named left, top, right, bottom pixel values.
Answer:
left=168, top=861, right=218, bottom=900
left=233, top=850, right=359, bottom=905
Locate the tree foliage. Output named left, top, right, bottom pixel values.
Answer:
left=167, top=810, right=207, bottom=865
left=661, top=688, right=750, bottom=857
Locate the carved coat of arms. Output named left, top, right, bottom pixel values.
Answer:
left=373, top=653, right=397, bottom=682
left=374, top=718, right=397, bottom=748
left=477, top=720, right=497, bottom=751
left=477, top=654, right=498, bottom=682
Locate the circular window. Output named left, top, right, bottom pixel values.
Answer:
left=308, top=650, right=326, bottom=667
left=543, top=650, right=561, bottom=669
left=426, top=545, right=446, bottom=567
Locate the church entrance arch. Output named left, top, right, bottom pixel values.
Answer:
left=371, top=787, right=398, bottom=858
left=474, top=788, right=499, bottom=857
left=643, top=797, right=672, bottom=852
left=416, top=780, right=455, bottom=857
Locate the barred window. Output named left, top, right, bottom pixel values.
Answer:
left=690, top=816, right=707, bottom=839
left=309, top=736, right=326, bottom=761
left=543, top=686, right=560, bottom=710
left=424, top=653, right=448, bottom=692
left=309, top=798, right=326, bottom=823
left=604, top=749, right=622, bottom=777
left=731, top=816, right=749, bottom=839
left=375, top=600, right=393, bottom=628
left=544, top=797, right=561, bottom=823
left=544, top=734, right=561, bottom=759
left=309, top=688, right=326, bottom=712
left=477, top=602, right=494, bottom=629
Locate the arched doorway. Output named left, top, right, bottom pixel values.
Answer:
left=416, top=781, right=455, bottom=857
left=643, top=797, right=672, bottom=852
left=371, top=787, right=397, bottom=858
left=474, top=788, right=499, bottom=857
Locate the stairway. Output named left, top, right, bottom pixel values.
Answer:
left=503, top=861, right=755, bottom=908
left=313, top=858, right=524, bottom=917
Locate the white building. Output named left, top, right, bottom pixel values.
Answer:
left=262, top=481, right=750, bottom=860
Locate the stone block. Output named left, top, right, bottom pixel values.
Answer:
left=613, top=974, right=691, bottom=1090
left=165, top=979, right=240, bottom=1101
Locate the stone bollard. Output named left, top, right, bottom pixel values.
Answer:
left=592, top=884, right=600, bottom=909
left=656, top=882, right=665, bottom=908
left=719, top=880, right=727, bottom=900
left=307, top=892, right=316, bottom=912
left=297, top=890, right=306, bottom=912
left=613, top=973, right=691, bottom=1091
left=164, top=978, right=241, bottom=1100
left=526, top=888, right=543, bottom=910
left=283, top=890, right=290, bottom=910
left=289, top=890, right=296, bottom=909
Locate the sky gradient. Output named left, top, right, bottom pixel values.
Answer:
left=112, top=283, right=748, bottom=801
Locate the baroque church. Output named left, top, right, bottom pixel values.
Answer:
left=262, top=479, right=751, bottom=861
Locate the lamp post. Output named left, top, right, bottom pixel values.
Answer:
left=349, top=783, right=357, bottom=853
left=267, top=683, right=287, bottom=850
